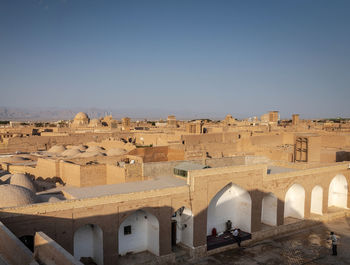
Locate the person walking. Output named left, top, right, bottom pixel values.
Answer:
left=329, top=231, right=338, bottom=256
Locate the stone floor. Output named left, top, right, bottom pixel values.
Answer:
left=184, top=216, right=350, bottom=265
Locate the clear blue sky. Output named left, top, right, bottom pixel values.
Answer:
left=1, top=0, right=349, bottom=119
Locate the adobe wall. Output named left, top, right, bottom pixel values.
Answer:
left=321, top=135, right=350, bottom=148
left=80, top=164, right=106, bottom=187
left=34, top=158, right=59, bottom=179
left=60, top=161, right=81, bottom=186
left=106, top=164, right=126, bottom=184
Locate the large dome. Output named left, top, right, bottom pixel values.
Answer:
left=10, top=173, right=36, bottom=193
left=74, top=112, right=89, bottom=120
left=72, top=112, right=90, bottom=127
left=0, top=184, right=36, bottom=208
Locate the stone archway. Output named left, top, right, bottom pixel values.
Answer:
left=284, top=184, right=305, bottom=219
left=171, top=207, right=194, bottom=248
left=118, top=209, right=159, bottom=256
left=207, top=183, right=252, bottom=235
left=328, top=175, right=348, bottom=208
left=311, top=185, right=323, bottom=215
left=74, top=224, right=103, bottom=265
left=261, top=192, right=278, bottom=226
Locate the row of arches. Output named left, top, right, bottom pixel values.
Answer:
left=207, top=174, right=348, bottom=234
left=73, top=207, right=194, bottom=264
left=72, top=175, right=348, bottom=264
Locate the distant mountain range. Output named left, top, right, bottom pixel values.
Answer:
left=0, top=107, right=229, bottom=121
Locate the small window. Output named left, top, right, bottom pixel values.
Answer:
left=124, top=225, right=131, bottom=235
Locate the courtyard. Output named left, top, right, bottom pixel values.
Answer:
left=183, top=216, right=350, bottom=265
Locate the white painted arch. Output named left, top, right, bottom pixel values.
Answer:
left=118, top=209, right=159, bottom=256
left=261, top=193, right=278, bottom=226
left=207, top=183, right=252, bottom=235
left=171, top=207, right=193, bottom=248
left=311, top=185, right=323, bottom=215
left=328, top=174, right=348, bottom=209
left=74, top=224, right=103, bottom=265
left=284, top=184, right=305, bottom=219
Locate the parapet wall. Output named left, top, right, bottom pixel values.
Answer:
left=34, top=232, right=83, bottom=265
left=0, top=222, right=38, bottom=265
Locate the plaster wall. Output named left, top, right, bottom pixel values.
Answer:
left=261, top=193, right=277, bottom=226
left=171, top=207, right=193, bottom=247
left=311, top=185, right=323, bottom=215
left=118, top=210, right=159, bottom=256
left=74, top=224, right=103, bottom=265
left=328, top=174, right=348, bottom=208
left=207, top=183, right=252, bottom=235
left=284, top=184, right=305, bottom=219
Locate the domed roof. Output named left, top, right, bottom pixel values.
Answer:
left=79, top=151, right=106, bottom=158
left=48, top=145, right=66, bottom=154
left=69, top=145, right=88, bottom=151
left=106, top=148, right=127, bottom=156
left=89, top=119, right=102, bottom=127
left=61, top=149, right=82, bottom=158
left=74, top=112, right=89, bottom=120
left=0, top=184, right=36, bottom=208
left=85, top=145, right=105, bottom=152
left=0, top=156, right=30, bottom=163
left=10, top=173, right=36, bottom=193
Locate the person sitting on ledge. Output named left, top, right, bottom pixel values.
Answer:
left=232, top=228, right=241, bottom=247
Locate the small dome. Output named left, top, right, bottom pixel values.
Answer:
left=69, top=145, right=88, bottom=151
left=79, top=151, right=106, bottom=158
left=0, top=184, right=36, bottom=208
left=89, top=119, right=102, bottom=127
left=0, top=156, right=30, bottom=163
left=85, top=146, right=105, bottom=152
left=48, top=145, right=66, bottom=154
left=10, top=173, right=36, bottom=193
left=106, top=148, right=127, bottom=156
left=74, top=112, right=89, bottom=120
left=61, top=149, right=82, bottom=158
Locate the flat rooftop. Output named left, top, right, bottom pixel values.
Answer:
left=62, top=175, right=187, bottom=199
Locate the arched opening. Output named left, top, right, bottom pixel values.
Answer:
left=74, top=224, right=103, bottom=265
left=261, top=193, right=277, bottom=226
left=19, top=235, right=34, bottom=252
left=284, top=184, right=305, bottom=219
left=311, top=185, right=323, bottom=215
left=171, top=207, right=193, bottom=249
left=118, top=210, right=159, bottom=256
left=328, top=175, right=348, bottom=209
left=207, top=183, right=252, bottom=235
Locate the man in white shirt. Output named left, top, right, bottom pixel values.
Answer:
left=232, top=228, right=241, bottom=247
left=329, top=231, right=338, bottom=256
